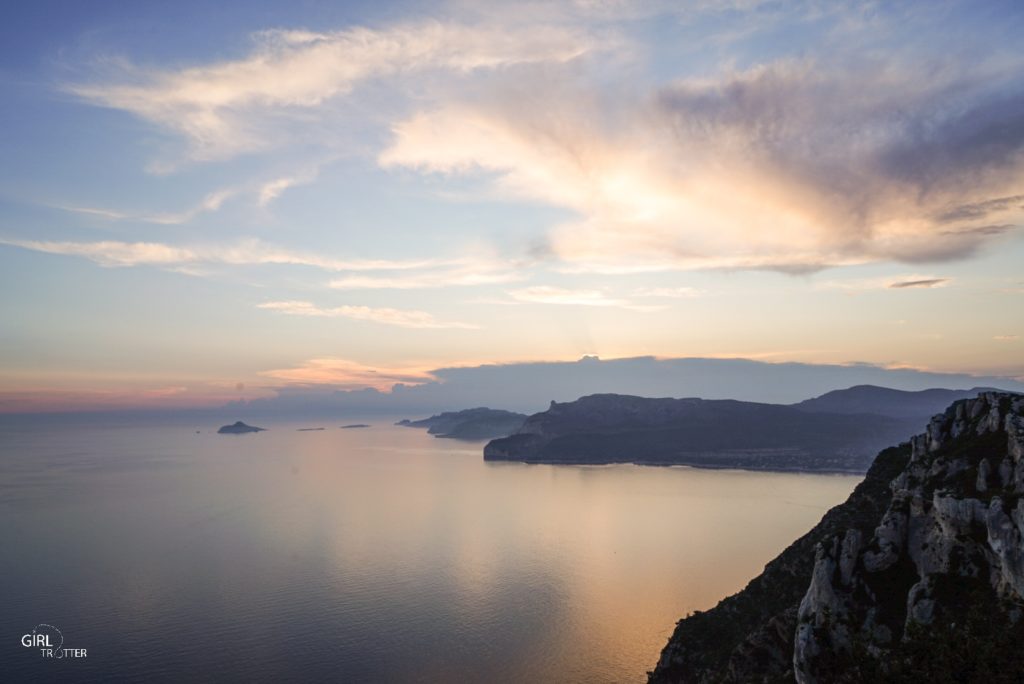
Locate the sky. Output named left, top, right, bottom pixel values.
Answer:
left=0, top=0, right=1022, bottom=413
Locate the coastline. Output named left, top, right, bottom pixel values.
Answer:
left=483, top=456, right=870, bottom=476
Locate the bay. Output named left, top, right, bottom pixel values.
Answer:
left=0, top=420, right=858, bottom=682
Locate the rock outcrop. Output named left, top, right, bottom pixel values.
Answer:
left=649, top=392, right=1024, bottom=683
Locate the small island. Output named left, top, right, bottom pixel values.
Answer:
left=217, top=421, right=265, bottom=434
left=340, top=424, right=371, bottom=429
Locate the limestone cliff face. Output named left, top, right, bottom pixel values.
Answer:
left=794, top=392, right=1024, bottom=682
left=650, top=392, right=1024, bottom=683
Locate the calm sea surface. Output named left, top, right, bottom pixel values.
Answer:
left=0, top=419, right=858, bottom=682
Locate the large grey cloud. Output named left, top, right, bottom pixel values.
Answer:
left=380, top=52, right=1024, bottom=273
left=222, top=356, right=1024, bottom=417
left=653, top=59, right=1024, bottom=267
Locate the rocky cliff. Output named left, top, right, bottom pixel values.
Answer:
left=649, top=392, right=1024, bottom=683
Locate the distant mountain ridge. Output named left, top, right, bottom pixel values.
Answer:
left=793, top=384, right=999, bottom=420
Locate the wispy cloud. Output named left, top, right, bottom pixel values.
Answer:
left=142, top=385, right=189, bottom=397
left=258, top=169, right=320, bottom=207
left=888, top=278, right=949, bottom=289
left=328, top=259, right=522, bottom=289
left=259, top=357, right=437, bottom=389
left=936, top=195, right=1024, bottom=223
left=819, top=274, right=952, bottom=292
left=5, top=239, right=197, bottom=266
left=257, top=300, right=478, bottom=329
left=70, top=21, right=596, bottom=160
left=1, top=237, right=455, bottom=272
left=506, top=286, right=662, bottom=311
left=59, top=167, right=322, bottom=223
left=994, top=335, right=1020, bottom=341
left=631, top=286, right=703, bottom=298
left=60, top=188, right=237, bottom=225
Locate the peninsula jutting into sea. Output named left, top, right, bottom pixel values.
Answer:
left=481, top=387, right=994, bottom=472
left=3, top=1, right=1022, bottom=681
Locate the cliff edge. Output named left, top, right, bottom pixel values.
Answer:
left=649, top=391, right=1024, bottom=683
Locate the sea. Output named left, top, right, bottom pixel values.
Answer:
left=0, top=418, right=858, bottom=682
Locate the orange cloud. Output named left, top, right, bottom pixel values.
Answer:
left=257, top=300, right=479, bottom=329
left=71, top=21, right=595, bottom=161
left=259, top=357, right=438, bottom=390
left=380, top=58, right=1024, bottom=274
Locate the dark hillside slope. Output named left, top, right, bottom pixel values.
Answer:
left=792, top=385, right=998, bottom=420
left=485, top=394, right=911, bottom=472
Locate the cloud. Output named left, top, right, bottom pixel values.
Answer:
left=1, top=237, right=456, bottom=272
left=888, top=278, right=949, bottom=289
left=631, top=286, right=702, bottom=298
left=381, top=55, right=1024, bottom=273
left=258, top=169, right=320, bottom=206
left=328, top=258, right=522, bottom=289
left=940, top=223, right=1017, bottom=237
left=58, top=4, right=1024, bottom=277
left=506, top=285, right=661, bottom=310
left=5, top=239, right=197, bottom=266
left=0, top=384, right=269, bottom=413
left=994, top=335, right=1020, bottom=341
left=59, top=168, right=321, bottom=222
left=243, top=355, right=1024, bottom=417
left=71, top=21, right=595, bottom=160
left=819, top=274, right=951, bottom=292
left=141, top=385, right=189, bottom=397
left=936, top=195, right=1024, bottom=223
left=259, top=357, right=437, bottom=390
left=60, top=188, right=237, bottom=225
left=256, top=300, right=478, bottom=329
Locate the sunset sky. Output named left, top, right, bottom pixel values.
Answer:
left=1, top=0, right=1022, bottom=411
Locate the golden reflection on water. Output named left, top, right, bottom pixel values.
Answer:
left=1, top=420, right=858, bottom=682
left=202, top=424, right=855, bottom=681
